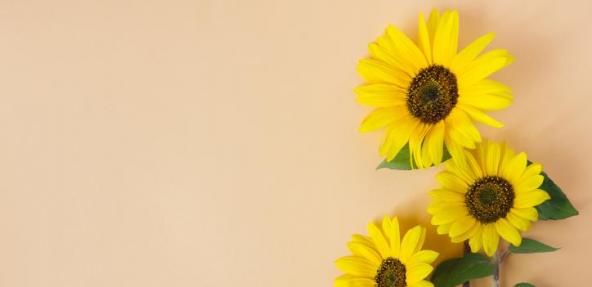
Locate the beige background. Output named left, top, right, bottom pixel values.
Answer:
left=0, top=0, right=590, bottom=286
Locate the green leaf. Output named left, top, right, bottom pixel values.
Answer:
left=509, top=238, right=558, bottom=254
left=377, top=144, right=413, bottom=170
left=431, top=253, right=495, bottom=287
left=377, top=144, right=451, bottom=170
left=514, top=283, right=535, bottom=287
left=535, top=170, right=578, bottom=220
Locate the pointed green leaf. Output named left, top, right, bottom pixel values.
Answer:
left=377, top=144, right=413, bottom=170
left=514, top=283, right=535, bottom=287
left=536, top=170, right=578, bottom=220
left=431, top=253, right=495, bottom=287
left=377, top=144, right=451, bottom=170
left=509, top=238, right=558, bottom=254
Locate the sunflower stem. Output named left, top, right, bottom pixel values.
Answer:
left=482, top=247, right=503, bottom=287
left=463, top=241, right=471, bottom=287
left=492, top=251, right=501, bottom=287
left=462, top=241, right=502, bottom=287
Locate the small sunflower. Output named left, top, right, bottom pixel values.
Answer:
left=428, top=140, right=551, bottom=256
left=335, top=216, right=439, bottom=287
left=356, top=9, right=514, bottom=168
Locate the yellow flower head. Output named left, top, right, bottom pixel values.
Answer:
left=335, top=217, right=439, bottom=287
left=428, top=140, right=551, bottom=256
left=356, top=9, right=514, bottom=168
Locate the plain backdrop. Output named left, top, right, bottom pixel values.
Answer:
left=0, top=0, right=590, bottom=286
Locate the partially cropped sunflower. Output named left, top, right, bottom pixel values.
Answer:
left=335, top=216, right=438, bottom=287
left=428, top=140, right=550, bottom=256
left=356, top=9, right=514, bottom=168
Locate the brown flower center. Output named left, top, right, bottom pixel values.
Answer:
left=407, top=65, right=459, bottom=124
left=375, top=257, right=406, bottom=287
left=465, top=176, right=515, bottom=223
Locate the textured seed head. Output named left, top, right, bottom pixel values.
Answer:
left=407, top=65, right=459, bottom=124
left=465, top=176, right=515, bottom=223
left=375, top=257, right=407, bottom=287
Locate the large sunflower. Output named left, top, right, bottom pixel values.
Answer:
left=427, top=140, right=550, bottom=256
left=335, top=216, right=439, bottom=287
left=356, top=9, right=514, bottom=168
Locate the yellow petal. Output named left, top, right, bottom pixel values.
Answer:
left=445, top=154, right=473, bottom=184
left=380, top=116, right=419, bottom=161
left=459, top=90, right=512, bottom=111
left=431, top=206, right=467, bottom=225
left=373, top=36, right=416, bottom=78
left=468, top=225, right=483, bottom=252
left=426, top=121, right=445, bottom=165
left=359, top=107, right=404, bottom=132
left=451, top=220, right=480, bottom=243
left=407, top=250, right=439, bottom=267
left=463, top=149, right=484, bottom=179
left=432, top=11, right=459, bottom=66
left=450, top=110, right=480, bottom=144
left=518, top=163, right=543, bottom=183
left=484, top=140, right=502, bottom=176
left=437, top=223, right=452, bottom=235
left=347, top=241, right=382, bottom=266
left=406, top=263, right=433, bottom=285
left=511, top=207, right=539, bottom=222
left=335, top=275, right=375, bottom=287
left=446, top=109, right=482, bottom=147
left=421, top=137, right=433, bottom=169
left=400, top=226, right=424, bottom=263
left=335, top=256, right=377, bottom=277
left=416, top=226, right=426, bottom=254
left=351, top=234, right=373, bottom=246
left=449, top=216, right=476, bottom=238
left=444, top=134, right=465, bottom=162
left=437, top=171, right=469, bottom=191
left=458, top=105, right=504, bottom=128
left=417, top=12, right=432, bottom=63
left=355, top=84, right=406, bottom=107
left=426, top=9, right=440, bottom=41
left=385, top=25, right=428, bottom=73
left=381, top=217, right=399, bottom=258
left=357, top=58, right=410, bottom=87
left=429, top=188, right=465, bottom=202
left=451, top=33, right=495, bottom=74
left=501, top=152, right=527, bottom=183
left=498, top=142, right=515, bottom=174
left=368, top=222, right=390, bottom=258
left=458, top=79, right=513, bottom=111
left=463, top=79, right=511, bottom=96
left=409, top=123, right=432, bottom=168
left=427, top=201, right=464, bottom=214
left=514, top=189, right=551, bottom=208
left=459, top=49, right=514, bottom=86
left=475, top=139, right=489, bottom=168
left=367, top=42, right=415, bottom=82
left=506, top=212, right=532, bottom=232
left=387, top=217, right=401, bottom=258
left=481, top=224, right=500, bottom=257
left=495, top=218, right=522, bottom=246
left=515, top=175, right=544, bottom=193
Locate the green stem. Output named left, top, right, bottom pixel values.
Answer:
left=463, top=242, right=471, bottom=287
left=462, top=242, right=503, bottom=287
left=492, top=251, right=501, bottom=287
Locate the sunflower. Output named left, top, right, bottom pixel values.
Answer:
left=335, top=216, right=439, bottom=287
left=356, top=9, right=514, bottom=168
left=427, top=140, right=550, bottom=256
